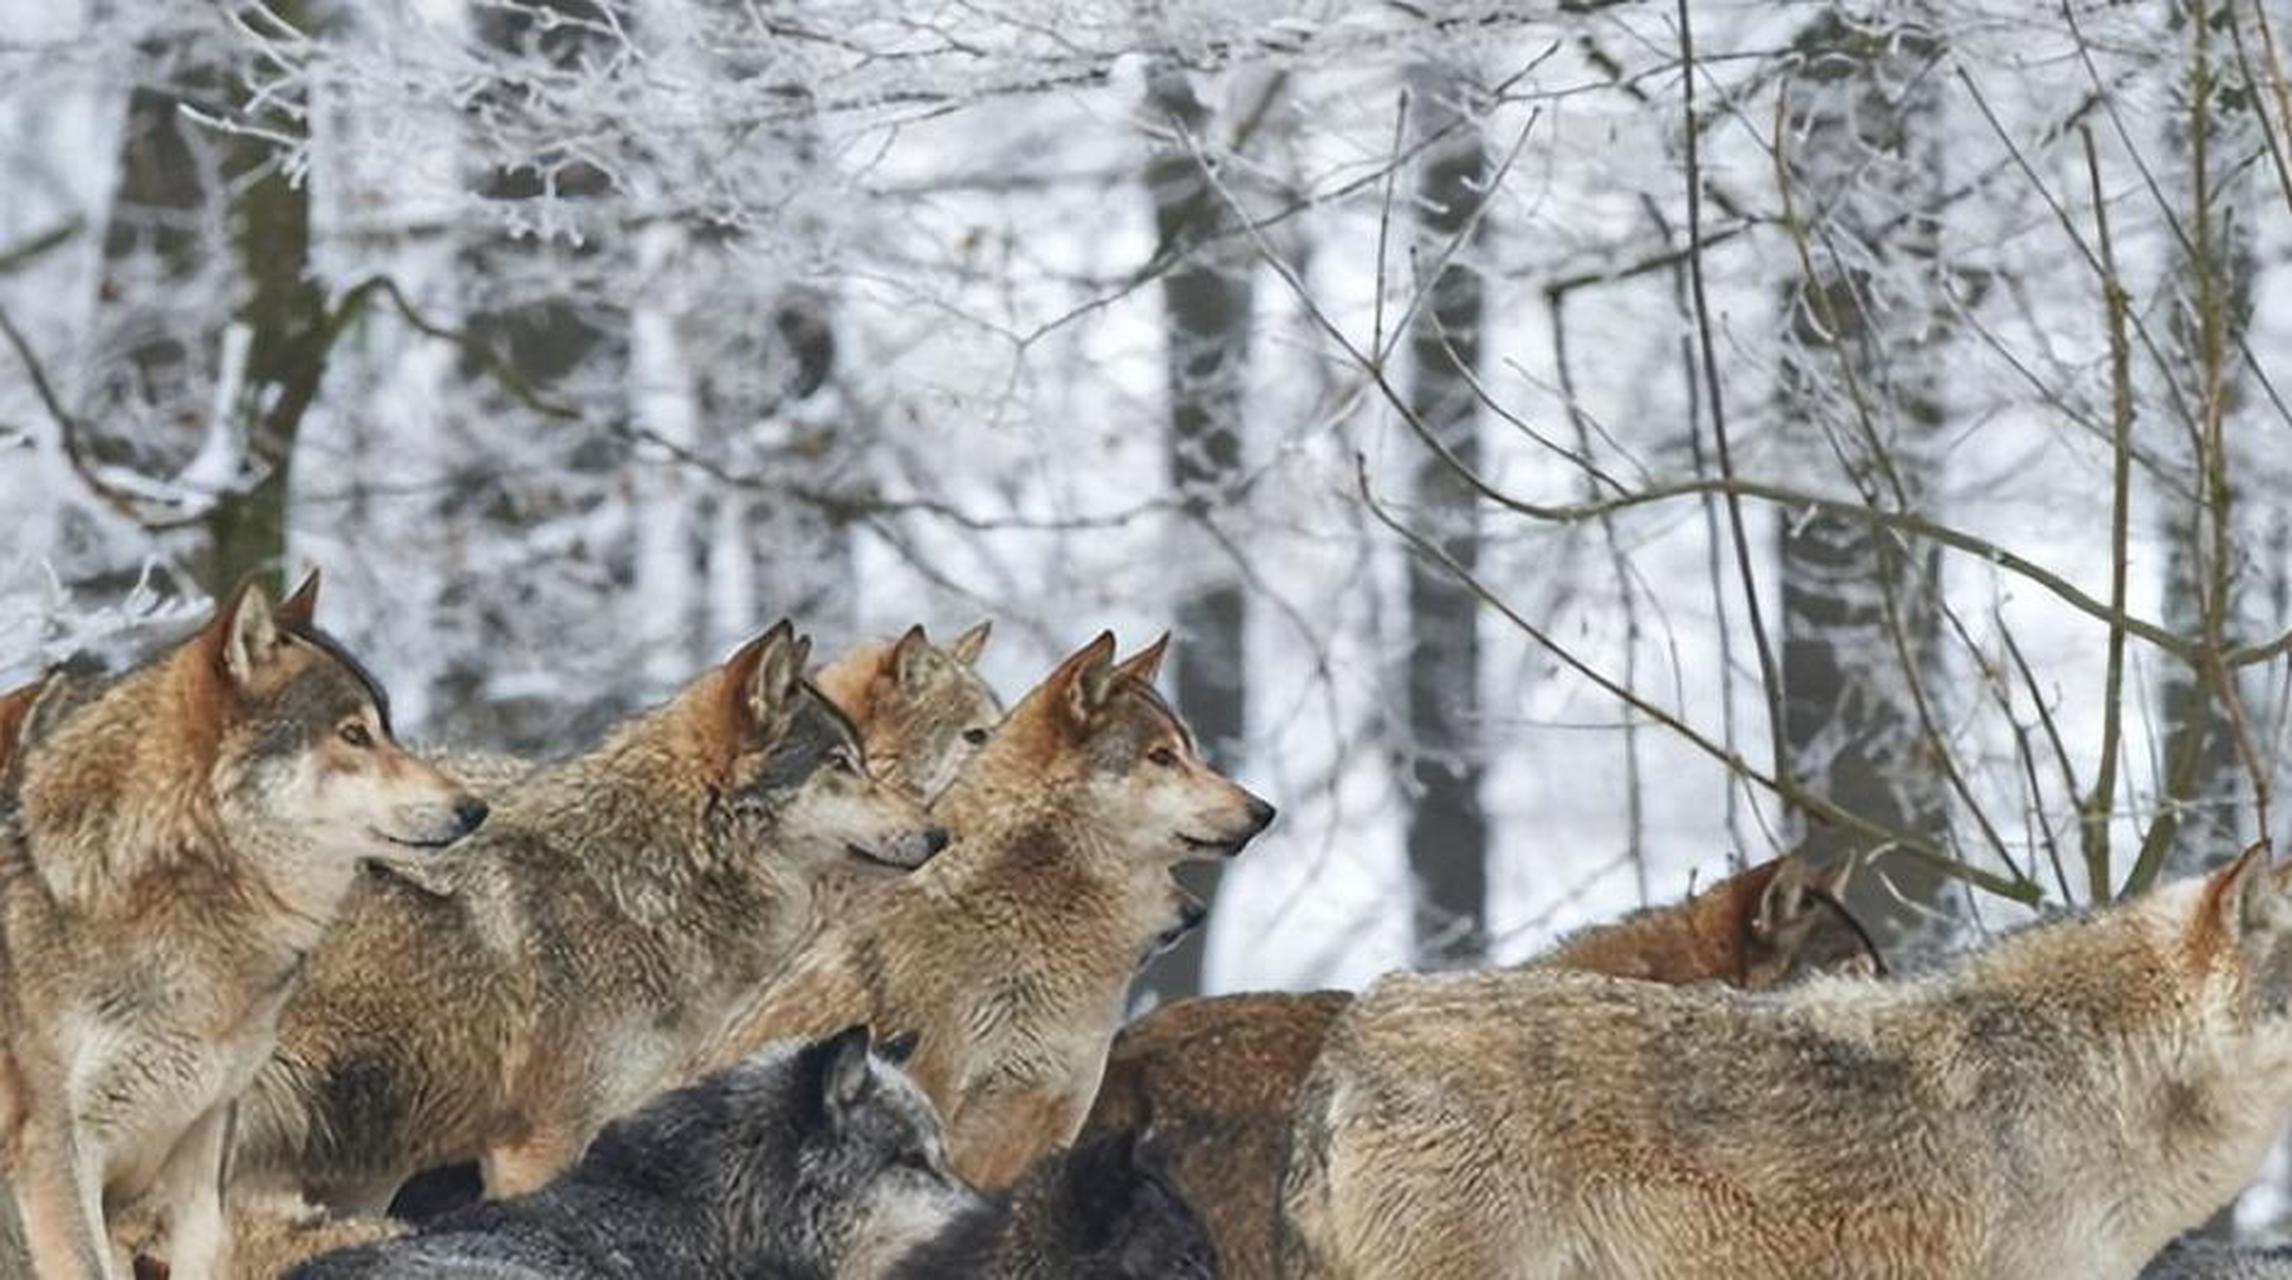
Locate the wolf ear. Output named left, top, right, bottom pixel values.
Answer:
left=1751, top=855, right=1813, bottom=942
left=0, top=678, right=44, bottom=777
left=278, top=567, right=322, bottom=630
left=1113, top=632, right=1170, bottom=688
left=1045, top=632, right=1119, bottom=728
left=950, top=620, right=992, bottom=667
left=804, top=1024, right=877, bottom=1133
left=728, top=621, right=809, bottom=738
left=2203, top=843, right=2292, bottom=959
left=215, top=578, right=288, bottom=690
left=890, top=625, right=934, bottom=692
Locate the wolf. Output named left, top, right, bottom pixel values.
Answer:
left=230, top=621, right=948, bottom=1216
left=0, top=574, right=485, bottom=1280
left=689, top=631, right=1276, bottom=1191
left=1279, top=845, right=2292, bottom=1280
left=1082, top=854, right=1861, bottom=1280
left=429, top=621, right=1000, bottom=809
left=888, top=1128, right=1217, bottom=1279
left=812, top=621, right=999, bottom=803
left=2143, top=1240, right=2292, bottom=1280
left=286, top=1025, right=980, bottom=1279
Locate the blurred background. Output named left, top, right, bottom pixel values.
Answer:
left=1, top=0, right=2287, bottom=1092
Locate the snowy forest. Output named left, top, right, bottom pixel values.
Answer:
left=3, top=0, right=2291, bottom=1232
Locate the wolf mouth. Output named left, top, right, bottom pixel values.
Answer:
left=1178, top=834, right=1247, bottom=857
left=845, top=842, right=919, bottom=869
left=375, top=828, right=463, bottom=852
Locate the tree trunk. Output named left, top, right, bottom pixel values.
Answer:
left=1137, top=66, right=1258, bottom=1001
left=1401, top=64, right=1490, bottom=967
left=2155, top=0, right=2268, bottom=881
left=1774, top=7, right=1954, bottom=950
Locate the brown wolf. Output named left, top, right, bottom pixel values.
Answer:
left=1082, top=854, right=1860, bottom=1279
left=0, top=575, right=484, bottom=1280
left=229, top=622, right=948, bottom=1217
left=689, top=632, right=1276, bottom=1191
left=812, top=621, right=999, bottom=803
left=1280, top=846, right=2292, bottom=1280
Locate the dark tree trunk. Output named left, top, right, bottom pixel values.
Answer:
left=2155, top=0, right=2263, bottom=882
left=1401, top=66, right=1490, bottom=967
left=1774, top=8, right=1954, bottom=949
left=1137, top=67, right=1258, bottom=1001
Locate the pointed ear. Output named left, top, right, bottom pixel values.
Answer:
left=803, top=1025, right=877, bottom=1133
left=1113, top=632, right=1170, bottom=688
left=215, top=578, right=287, bottom=690
left=726, top=621, right=808, bottom=739
left=1046, top=632, right=1119, bottom=727
left=949, top=620, right=992, bottom=667
left=1752, top=856, right=1813, bottom=941
left=278, top=568, right=322, bottom=631
left=0, top=678, right=44, bottom=777
left=890, top=625, right=934, bottom=692
left=2202, top=843, right=2292, bottom=961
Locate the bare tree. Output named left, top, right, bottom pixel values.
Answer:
left=1772, top=7, right=1955, bottom=946
left=1401, top=64, right=1491, bottom=966
left=1137, top=64, right=1264, bottom=999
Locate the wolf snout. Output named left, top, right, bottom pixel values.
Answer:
left=1244, top=793, right=1277, bottom=833
left=381, top=797, right=488, bottom=851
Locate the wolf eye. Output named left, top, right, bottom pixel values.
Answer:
left=1147, top=746, right=1179, bottom=768
left=962, top=728, right=989, bottom=746
left=831, top=749, right=860, bottom=775
left=338, top=722, right=374, bottom=749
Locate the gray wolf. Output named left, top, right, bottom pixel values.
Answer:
left=811, top=621, right=1000, bottom=804
left=690, top=631, right=1275, bottom=1190
left=888, top=1128, right=1217, bottom=1279
left=1279, top=846, right=2292, bottom=1280
left=231, top=622, right=947, bottom=1214
left=1084, top=853, right=1861, bottom=1279
left=285, top=1025, right=980, bottom=1279
left=2142, top=1239, right=2292, bottom=1279
left=1, top=574, right=483, bottom=1280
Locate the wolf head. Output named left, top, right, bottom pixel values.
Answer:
left=1739, top=855, right=1865, bottom=986
left=699, top=622, right=949, bottom=876
left=943, top=632, right=1274, bottom=871
left=14, top=573, right=484, bottom=906
left=812, top=622, right=1002, bottom=803
left=2179, top=845, right=2292, bottom=1051
left=1032, top=1129, right=1218, bottom=1279
left=582, top=1024, right=982, bottom=1279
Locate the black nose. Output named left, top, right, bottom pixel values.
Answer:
left=1246, top=794, right=1277, bottom=831
left=454, top=798, right=489, bottom=835
left=922, top=827, right=950, bottom=856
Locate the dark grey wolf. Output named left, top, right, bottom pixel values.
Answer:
left=889, top=1129, right=1217, bottom=1279
left=286, top=1026, right=980, bottom=1279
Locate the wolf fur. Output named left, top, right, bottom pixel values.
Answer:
left=0, top=574, right=483, bottom=1280
left=230, top=622, right=947, bottom=1215
left=1279, top=847, right=2292, bottom=1280
left=888, top=1129, right=1217, bottom=1279
left=689, top=632, right=1275, bottom=1190
left=1083, top=854, right=1860, bottom=1280
left=2143, top=1240, right=2292, bottom=1280
left=286, top=1026, right=981, bottom=1280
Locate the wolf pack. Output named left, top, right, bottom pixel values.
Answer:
left=2, top=575, right=2292, bottom=1279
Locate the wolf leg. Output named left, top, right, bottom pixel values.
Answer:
left=10, top=1107, right=119, bottom=1280
left=145, top=1105, right=232, bottom=1280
